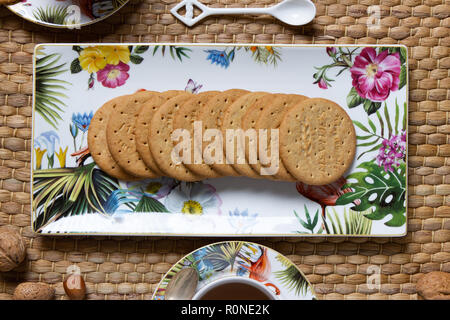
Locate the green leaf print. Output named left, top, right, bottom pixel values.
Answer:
left=336, top=161, right=406, bottom=227
left=70, top=58, right=82, bottom=74
left=130, top=54, right=144, bottom=64
left=347, top=87, right=364, bottom=109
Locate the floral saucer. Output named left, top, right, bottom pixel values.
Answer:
left=7, top=0, right=128, bottom=28
left=153, top=241, right=316, bottom=300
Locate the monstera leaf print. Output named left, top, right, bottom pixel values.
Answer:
left=336, top=161, right=406, bottom=227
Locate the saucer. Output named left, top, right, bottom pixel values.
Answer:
left=7, top=0, right=128, bottom=28
left=153, top=241, right=316, bottom=300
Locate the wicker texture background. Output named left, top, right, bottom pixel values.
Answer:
left=0, top=0, right=449, bottom=300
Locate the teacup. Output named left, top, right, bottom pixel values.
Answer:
left=192, top=277, right=278, bottom=300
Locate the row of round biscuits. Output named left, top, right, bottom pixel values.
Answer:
left=88, top=89, right=356, bottom=185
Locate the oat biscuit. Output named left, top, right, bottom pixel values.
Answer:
left=221, top=91, right=271, bottom=178
left=198, top=89, right=249, bottom=177
left=135, top=90, right=183, bottom=176
left=149, top=92, right=205, bottom=182
left=106, top=90, right=159, bottom=178
left=253, top=94, right=308, bottom=181
left=241, top=94, right=279, bottom=179
left=88, top=96, right=139, bottom=181
left=279, top=98, right=356, bottom=185
left=173, top=91, right=222, bottom=178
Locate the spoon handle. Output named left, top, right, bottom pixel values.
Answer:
left=204, top=7, right=271, bottom=16
left=171, top=0, right=273, bottom=26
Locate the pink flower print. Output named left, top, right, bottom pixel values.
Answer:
left=350, top=47, right=401, bottom=102
left=317, top=78, right=328, bottom=89
left=376, top=130, right=406, bottom=172
left=400, top=130, right=406, bottom=143
left=96, top=62, right=130, bottom=88
left=326, top=47, right=337, bottom=57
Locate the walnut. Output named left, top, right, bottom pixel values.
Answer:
left=0, top=226, right=26, bottom=272
left=13, top=282, right=55, bottom=300
left=417, top=271, right=450, bottom=300
left=0, top=0, right=21, bottom=5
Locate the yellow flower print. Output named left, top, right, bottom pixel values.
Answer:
left=35, top=147, right=47, bottom=170
left=181, top=200, right=203, bottom=215
left=265, top=46, right=274, bottom=54
left=99, top=46, right=130, bottom=65
left=165, top=182, right=221, bottom=216
left=55, top=146, right=68, bottom=168
left=79, top=47, right=107, bottom=73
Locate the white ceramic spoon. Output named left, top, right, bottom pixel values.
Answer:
left=171, top=0, right=316, bottom=27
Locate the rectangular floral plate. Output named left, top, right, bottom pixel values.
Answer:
left=32, top=44, right=408, bottom=236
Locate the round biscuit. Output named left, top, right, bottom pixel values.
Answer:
left=221, top=91, right=271, bottom=178
left=279, top=98, right=356, bottom=185
left=252, top=94, right=308, bottom=181
left=149, top=92, right=205, bottom=182
left=173, top=91, right=222, bottom=179
left=106, top=90, right=160, bottom=178
left=135, top=90, right=184, bottom=176
left=197, top=89, right=249, bottom=177
left=88, top=96, right=139, bottom=181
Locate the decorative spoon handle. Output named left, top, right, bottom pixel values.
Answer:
left=171, top=0, right=272, bottom=27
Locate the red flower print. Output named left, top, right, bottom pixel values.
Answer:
left=350, top=47, right=401, bottom=102
left=317, top=78, right=328, bottom=89
left=96, top=62, right=130, bottom=88
left=326, top=47, right=337, bottom=56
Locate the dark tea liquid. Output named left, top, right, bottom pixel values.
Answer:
left=198, top=281, right=273, bottom=300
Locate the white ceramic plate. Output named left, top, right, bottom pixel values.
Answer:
left=8, top=0, right=128, bottom=28
left=31, top=43, right=408, bottom=236
left=152, top=241, right=317, bottom=300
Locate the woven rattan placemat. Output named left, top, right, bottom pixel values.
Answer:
left=0, top=0, right=449, bottom=300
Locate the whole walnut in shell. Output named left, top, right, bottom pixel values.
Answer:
left=417, top=271, right=450, bottom=300
left=0, top=0, right=21, bottom=5
left=0, top=226, right=26, bottom=272
left=13, top=282, right=54, bottom=300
